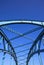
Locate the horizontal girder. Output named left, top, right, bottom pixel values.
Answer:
left=0, top=21, right=44, bottom=26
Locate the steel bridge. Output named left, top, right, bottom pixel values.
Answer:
left=0, top=20, right=44, bottom=65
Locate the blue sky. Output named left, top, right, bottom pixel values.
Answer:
left=0, top=0, right=44, bottom=21
left=0, top=0, right=44, bottom=65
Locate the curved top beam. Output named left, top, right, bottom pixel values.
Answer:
left=0, top=21, right=44, bottom=26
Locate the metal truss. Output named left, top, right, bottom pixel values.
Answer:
left=26, top=29, right=44, bottom=65
left=0, top=29, right=18, bottom=65
left=0, top=20, right=44, bottom=65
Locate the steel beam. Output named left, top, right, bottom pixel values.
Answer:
left=0, top=21, right=44, bottom=27
left=0, top=29, right=18, bottom=65
left=26, top=29, right=44, bottom=65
